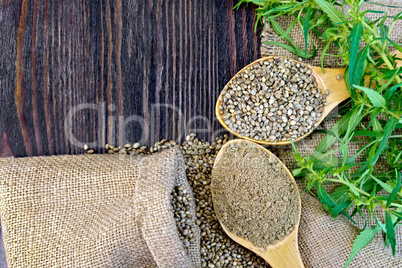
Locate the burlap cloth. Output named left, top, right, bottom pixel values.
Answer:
left=261, top=0, right=402, bottom=266
left=0, top=148, right=201, bottom=267
left=0, top=2, right=401, bottom=267
left=261, top=0, right=402, bottom=68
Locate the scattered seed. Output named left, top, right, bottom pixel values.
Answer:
left=103, top=134, right=267, bottom=267
left=180, top=134, right=267, bottom=267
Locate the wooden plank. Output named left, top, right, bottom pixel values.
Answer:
left=0, top=1, right=260, bottom=265
left=0, top=0, right=260, bottom=157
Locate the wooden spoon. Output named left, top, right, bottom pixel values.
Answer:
left=211, top=139, right=304, bottom=268
left=216, top=52, right=402, bottom=146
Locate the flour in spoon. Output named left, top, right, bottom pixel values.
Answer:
left=211, top=140, right=300, bottom=248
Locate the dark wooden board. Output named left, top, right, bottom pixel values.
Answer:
left=0, top=0, right=261, bottom=158
left=0, top=0, right=261, bottom=266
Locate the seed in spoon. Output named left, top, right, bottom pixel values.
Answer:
left=211, top=140, right=300, bottom=248
left=219, top=57, right=327, bottom=142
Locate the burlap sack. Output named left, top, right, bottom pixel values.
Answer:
left=261, top=0, right=402, bottom=265
left=0, top=148, right=201, bottom=267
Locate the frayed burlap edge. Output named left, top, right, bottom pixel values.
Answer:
left=135, top=148, right=201, bottom=268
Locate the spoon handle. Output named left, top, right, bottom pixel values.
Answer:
left=312, top=67, right=349, bottom=102
left=311, top=67, right=349, bottom=119
left=313, top=50, right=402, bottom=104
left=393, top=50, right=402, bottom=67
left=261, top=230, right=305, bottom=268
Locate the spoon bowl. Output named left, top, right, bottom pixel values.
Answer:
left=216, top=56, right=349, bottom=146
left=217, top=51, right=402, bottom=146
left=211, top=139, right=304, bottom=268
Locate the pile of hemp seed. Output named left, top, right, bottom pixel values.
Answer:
left=85, top=134, right=267, bottom=267
left=171, top=185, right=196, bottom=252
left=218, top=57, right=329, bottom=142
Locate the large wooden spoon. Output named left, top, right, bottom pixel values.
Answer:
left=216, top=52, right=402, bottom=146
left=211, top=139, right=304, bottom=268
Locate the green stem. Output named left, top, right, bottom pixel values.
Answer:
left=362, top=22, right=401, bottom=83
left=389, top=20, right=398, bottom=37
left=363, top=103, right=400, bottom=119
left=325, top=178, right=371, bottom=197
left=362, top=21, right=377, bottom=37
left=375, top=47, right=402, bottom=84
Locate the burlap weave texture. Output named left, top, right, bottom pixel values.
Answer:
left=261, top=0, right=402, bottom=265
left=299, top=190, right=402, bottom=267
left=0, top=148, right=200, bottom=268
left=261, top=1, right=402, bottom=67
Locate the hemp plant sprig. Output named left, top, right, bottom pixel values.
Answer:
left=236, top=0, right=402, bottom=266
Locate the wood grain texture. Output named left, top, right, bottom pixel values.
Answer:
left=0, top=1, right=260, bottom=265
left=0, top=0, right=260, bottom=158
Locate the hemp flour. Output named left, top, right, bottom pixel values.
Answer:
left=211, top=140, right=300, bottom=249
